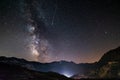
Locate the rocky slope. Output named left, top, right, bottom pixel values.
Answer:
left=97, top=47, right=120, bottom=78
left=72, top=47, right=120, bottom=79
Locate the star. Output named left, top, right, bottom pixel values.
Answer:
left=104, top=31, right=108, bottom=35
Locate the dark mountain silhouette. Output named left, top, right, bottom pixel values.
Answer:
left=95, top=47, right=120, bottom=78
left=0, top=56, right=97, bottom=77
left=0, top=46, right=120, bottom=79
left=72, top=47, right=120, bottom=79
left=99, top=47, right=120, bottom=65
left=0, top=62, right=73, bottom=80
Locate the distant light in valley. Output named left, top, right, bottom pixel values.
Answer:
left=62, top=71, right=73, bottom=78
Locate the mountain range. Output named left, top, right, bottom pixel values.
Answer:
left=0, top=46, right=120, bottom=80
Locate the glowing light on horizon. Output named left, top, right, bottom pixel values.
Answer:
left=62, top=71, right=73, bottom=78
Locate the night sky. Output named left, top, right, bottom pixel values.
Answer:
left=0, top=0, right=120, bottom=63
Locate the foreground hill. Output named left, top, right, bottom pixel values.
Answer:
left=97, top=47, right=120, bottom=78
left=0, top=62, right=73, bottom=80
left=72, top=47, right=120, bottom=79
left=99, top=47, right=120, bottom=65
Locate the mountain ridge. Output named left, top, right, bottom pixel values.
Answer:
left=0, top=46, right=120, bottom=79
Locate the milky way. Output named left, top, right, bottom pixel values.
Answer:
left=23, top=0, right=51, bottom=62
left=0, top=0, right=120, bottom=63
